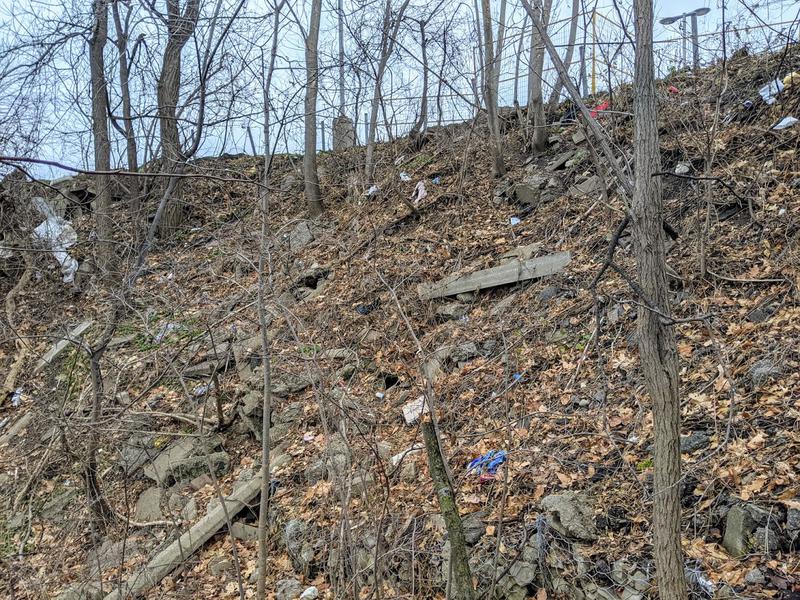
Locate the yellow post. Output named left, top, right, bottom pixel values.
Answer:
left=592, top=8, right=597, bottom=96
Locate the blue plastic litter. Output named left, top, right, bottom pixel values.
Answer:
left=467, top=450, right=507, bottom=475
left=431, top=176, right=441, bottom=185
left=512, top=373, right=523, bottom=382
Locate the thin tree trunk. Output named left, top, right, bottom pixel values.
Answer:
left=255, top=7, right=282, bottom=599
left=156, top=0, right=200, bottom=236
left=632, top=1, right=686, bottom=598
left=547, top=0, right=579, bottom=109
left=89, top=0, right=113, bottom=275
left=111, top=1, right=140, bottom=237
left=528, top=0, right=552, bottom=152
left=304, top=0, right=323, bottom=216
left=364, top=0, right=411, bottom=184
left=410, top=20, right=429, bottom=141
left=480, top=0, right=506, bottom=176
left=422, top=420, right=474, bottom=600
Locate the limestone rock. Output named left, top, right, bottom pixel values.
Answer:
left=722, top=504, right=770, bottom=557
left=289, top=222, right=314, bottom=252
left=57, top=583, right=103, bottom=600
left=276, top=578, right=304, bottom=600
left=750, top=359, right=782, bottom=387
left=134, top=487, right=163, bottom=522
left=541, top=492, right=598, bottom=541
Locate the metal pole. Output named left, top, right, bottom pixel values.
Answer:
left=364, top=112, right=368, bottom=144
left=591, top=9, right=596, bottom=95
left=681, top=18, right=687, bottom=68
left=579, top=44, right=588, bottom=97
left=691, top=13, right=700, bottom=69
left=321, top=121, right=326, bottom=151
left=246, top=125, right=257, bottom=155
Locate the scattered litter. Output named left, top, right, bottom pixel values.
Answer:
left=366, top=185, right=379, bottom=196
left=458, top=315, right=469, bottom=323
left=589, top=100, right=610, bottom=118
left=303, top=432, right=315, bottom=442
left=411, top=181, right=427, bottom=205
left=11, top=388, right=23, bottom=407
left=509, top=216, right=521, bottom=226
left=375, top=391, right=385, bottom=400
left=431, top=176, right=441, bottom=185
left=300, top=587, right=319, bottom=600
left=759, top=78, right=784, bottom=105
left=512, top=373, right=523, bottom=382
left=674, top=162, right=691, bottom=175
left=402, top=395, right=428, bottom=425
left=193, top=383, right=213, bottom=397
left=783, top=72, right=800, bottom=89
left=31, top=197, right=78, bottom=283
left=467, top=450, right=507, bottom=483
left=779, top=207, right=787, bottom=216
left=743, top=100, right=754, bottom=110
left=667, top=85, right=680, bottom=94
left=154, top=322, right=180, bottom=343
left=399, top=172, right=412, bottom=182
left=355, top=298, right=380, bottom=315
left=772, top=116, right=799, bottom=130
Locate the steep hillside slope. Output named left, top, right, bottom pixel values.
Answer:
left=1, top=49, right=799, bottom=599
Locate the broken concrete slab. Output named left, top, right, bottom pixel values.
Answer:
left=568, top=175, right=602, bottom=198
left=229, top=522, right=259, bottom=541
left=500, top=243, right=542, bottom=263
left=572, top=130, right=587, bottom=144
left=418, top=252, right=571, bottom=300
left=104, top=476, right=263, bottom=600
left=547, top=150, right=575, bottom=171
left=143, top=434, right=223, bottom=486
left=35, top=320, right=94, bottom=373
left=134, top=487, right=164, bottom=522
left=0, top=412, right=32, bottom=446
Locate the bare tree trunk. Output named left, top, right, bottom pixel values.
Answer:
left=422, top=420, right=474, bottom=600
left=528, top=0, right=552, bottom=152
left=156, top=0, right=200, bottom=236
left=89, top=0, right=113, bottom=275
left=364, top=0, right=411, bottom=184
left=304, top=0, right=323, bottom=217
left=111, top=1, right=141, bottom=241
left=255, top=6, right=282, bottom=600
left=409, top=20, right=429, bottom=142
left=547, top=0, right=579, bottom=109
left=632, top=1, right=686, bottom=598
left=480, top=0, right=506, bottom=176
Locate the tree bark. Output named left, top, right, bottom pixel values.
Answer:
left=480, top=0, right=506, bottom=176
left=89, top=0, right=113, bottom=275
left=304, top=0, right=323, bottom=217
left=364, top=0, right=411, bottom=184
left=422, top=420, right=474, bottom=600
left=111, top=1, right=141, bottom=240
left=156, top=0, right=200, bottom=236
left=632, top=1, right=687, bottom=598
left=409, top=19, right=429, bottom=142
left=547, top=0, right=579, bottom=110
left=528, top=0, right=552, bottom=152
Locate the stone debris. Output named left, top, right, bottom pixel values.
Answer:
left=142, top=434, right=223, bottom=486
left=401, top=396, right=428, bottom=425
left=35, top=320, right=94, bottom=373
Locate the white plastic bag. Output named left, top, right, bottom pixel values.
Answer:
left=31, top=196, right=78, bottom=283
left=759, top=78, right=785, bottom=105
left=772, top=116, right=799, bottom=130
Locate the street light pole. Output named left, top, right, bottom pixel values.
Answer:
left=660, top=7, right=710, bottom=70
left=691, top=13, right=700, bottom=69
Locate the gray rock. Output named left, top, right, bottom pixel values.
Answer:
left=538, top=285, right=561, bottom=303
left=89, top=538, right=139, bottom=575
left=745, top=567, right=766, bottom=585
left=435, top=302, right=468, bottom=320
left=181, top=499, right=198, bottom=521
left=674, top=162, right=691, bottom=175
left=541, top=492, right=598, bottom=541
left=170, top=451, right=230, bottom=483
left=229, top=522, right=260, bottom=542
left=513, top=175, right=548, bottom=207
left=305, top=458, right=327, bottom=484
left=289, top=222, right=314, bottom=252
left=722, top=504, right=770, bottom=557
left=208, top=555, right=232, bottom=576
left=57, top=583, right=103, bottom=600
left=680, top=432, right=710, bottom=454
left=509, top=561, right=537, bottom=587
left=143, top=434, right=223, bottom=485
left=750, top=359, right=782, bottom=387
left=450, top=341, right=479, bottom=364
left=462, top=511, right=486, bottom=545
left=787, top=503, right=800, bottom=534
left=753, top=526, right=780, bottom=553
left=134, top=487, right=163, bottom=522
left=276, top=578, right=304, bottom=600
left=284, top=519, right=316, bottom=573
left=400, top=460, right=418, bottom=483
